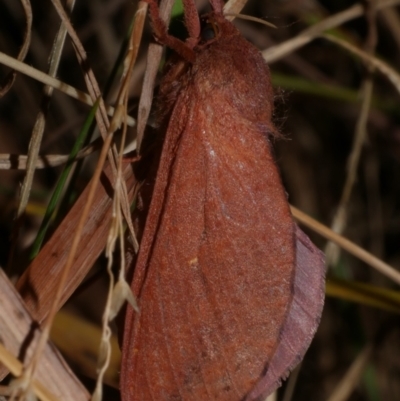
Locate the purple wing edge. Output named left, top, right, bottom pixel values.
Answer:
left=246, top=224, right=327, bottom=401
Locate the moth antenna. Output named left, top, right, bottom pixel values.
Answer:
left=209, top=0, right=224, bottom=14
left=182, top=0, right=200, bottom=39
left=224, top=13, right=277, bottom=29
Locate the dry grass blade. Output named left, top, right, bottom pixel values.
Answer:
left=291, top=206, right=400, bottom=286
left=0, top=0, right=31, bottom=96
left=265, top=391, right=277, bottom=401
left=15, top=139, right=115, bottom=393
left=14, top=157, right=136, bottom=397
left=136, top=0, right=175, bottom=153
left=19, top=1, right=138, bottom=385
left=0, top=269, right=89, bottom=401
left=326, top=344, right=373, bottom=401
left=8, top=0, right=76, bottom=274
left=0, top=344, right=58, bottom=401
left=281, top=364, right=301, bottom=401
left=262, top=0, right=400, bottom=64
left=323, top=33, right=400, bottom=95
left=0, top=51, right=135, bottom=127
left=11, top=0, right=119, bottom=384
left=50, top=0, right=109, bottom=140
left=223, top=0, right=248, bottom=17
left=325, top=78, right=375, bottom=264
left=325, top=2, right=378, bottom=265
left=223, top=14, right=277, bottom=29
left=16, top=162, right=136, bottom=323
left=0, top=141, right=100, bottom=170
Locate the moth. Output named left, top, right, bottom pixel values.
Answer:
left=121, top=0, right=326, bottom=400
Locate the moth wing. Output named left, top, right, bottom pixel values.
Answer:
left=121, top=92, right=296, bottom=401
left=246, top=225, right=326, bottom=400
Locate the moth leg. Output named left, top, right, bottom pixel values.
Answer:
left=145, top=0, right=196, bottom=63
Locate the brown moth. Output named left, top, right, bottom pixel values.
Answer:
left=121, top=1, right=326, bottom=400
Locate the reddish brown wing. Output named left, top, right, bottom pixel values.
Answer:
left=121, top=19, right=296, bottom=400
left=247, top=226, right=326, bottom=400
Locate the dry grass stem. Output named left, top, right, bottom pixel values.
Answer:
left=0, top=0, right=31, bottom=96
left=262, top=0, right=400, bottom=64
left=91, top=172, right=122, bottom=401
left=323, top=33, right=400, bottom=95
left=325, top=2, right=378, bottom=265
left=223, top=0, right=248, bottom=17
left=32, top=3, right=138, bottom=367
left=0, top=344, right=57, bottom=401
left=281, top=364, right=301, bottom=401
left=136, top=0, right=174, bottom=152
left=93, top=93, right=138, bottom=401
left=9, top=0, right=125, bottom=388
left=0, top=140, right=101, bottom=170
left=325, top=76, right=373, bottom=265
left=326, top=344, right=373, bottom=401
left=50, top=0, right=110, bottom=140
left=0, top=51, right=135, bottom=127
left=7, top=0, right=76, bottom=277
left=87, top=3, right=149, bottom=393
left=5, top=0, right=78, bottom=393
left=265, top=391, right=277, bottom=401
left=224, top=13, right=277, bottom=29
left=291, top=206, right=400, bottom=286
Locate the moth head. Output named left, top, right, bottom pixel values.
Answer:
left=198, top=12, right=240, bottom=47
left=200, top=18, right=220, bottom=43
